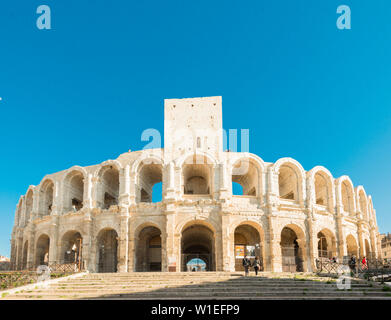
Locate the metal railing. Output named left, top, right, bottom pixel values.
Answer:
left=315, top=256, right=391, bottom=283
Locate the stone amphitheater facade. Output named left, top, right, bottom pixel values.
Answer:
left=10, top=96, right=381, bottom=273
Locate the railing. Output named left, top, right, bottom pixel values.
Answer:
left=315, top=256, right=391, bottom=283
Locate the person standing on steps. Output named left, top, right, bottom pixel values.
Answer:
left=253, top=256, right=261, bottom=276
left=242, top=256, right=251, bottom=276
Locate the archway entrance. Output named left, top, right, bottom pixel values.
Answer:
left=97, top=229, right=118, bottom=273
left=346, top=234, right=358, bottom=257
left=35, top=234, right=50, bottom=267
left=61, top=231, right=83, bottom=268
left=135, top=226, right=162, bottom=271
left=281, top=226, right=304, bottom=272
left=181, top=224, right=215, bottom=271
left=234, top=224, right=262, bottom=271
left=317, top=229, right=337, bottom=259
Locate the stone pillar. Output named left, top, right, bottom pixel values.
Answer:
left=127, top=218, right=135, bottom=272
left=26, top=226, right=36, bottom=269
left=118, top=213, right=129, bottom=272
left=164, top=209, right=178, bottom=271
left=335, top=205, right=345, bottom=259
left=49, top=215, right=60, bottom=264
left=305, top=214, right=316, bottom=272
left=296, top=239, right=308, bottom=272
left=357, top=225, right=364, bottom=258
left=119, top=165, right=131, bottom=207
left=220, top=212, right=233, bottom=271
left=267, top=215, right=281, bottom=272
left=83, top=173, right=93, bottom=209
left=82, top=214, right=94, bottom=271
left=32, top=188, right=39, bottom=220
left=15, top=234, right=23, bottom=270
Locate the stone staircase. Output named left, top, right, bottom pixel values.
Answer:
left=2, top=272, right=391, bottom=300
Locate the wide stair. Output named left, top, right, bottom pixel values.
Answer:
left=3, top=272, right=391, bottom=300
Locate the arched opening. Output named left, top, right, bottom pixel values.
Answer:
left=181, top=224, right=215, bottom=271
left=234, top=224, right=262, bottom=271
left=280, top=226, right=304, bottom=272
left=35, top=234, right=50, bottom=267
left=278, top=165, right=299, bottom=201
left=61, top=231, right=83, bottom=266
left=39, top=180, right=54, bottom=217
left=137, top=161, right=163, bottom=203
left=135, top=226, right=162, bottom=271
left=25, top=190, right=33, bottom=224
left=231, top=159, right=258, bottom=196
left=359, top=190, right=368, bottom=221
left=346, top=234, right=358, bottom=257
left=97, top=228, right=118, bottom=273
left=63, top=171, right=84, bottom=213
left=314, top=173, right=328, bottom=206
left=97, top=166, right=120, bottom=209
left=22, top=240, right=28, bottom=270
left=317, top=229, right=336, bottom=259
left=341, top=181, right=354, bottom=216
left=182, top=155, right=212, bottom=195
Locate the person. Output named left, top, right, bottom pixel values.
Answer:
left=242, top=256, right=251, bottom=276
left=253, top=256, right=261, bottom=276
left=362, top=256, right=368, bottom=270
left=350, top=255, right=357, bottom=272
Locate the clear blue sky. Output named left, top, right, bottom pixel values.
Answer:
left=1, top=1, right=390, bottom=256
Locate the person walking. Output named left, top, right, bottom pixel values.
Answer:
left=253, top=256, right=261, bottom=276
left=242, top=256, right=251, bottom=276
left=362, top=256, right=368, bottom=270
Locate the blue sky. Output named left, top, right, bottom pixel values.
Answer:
left=0, top=0, right=390, bottom=256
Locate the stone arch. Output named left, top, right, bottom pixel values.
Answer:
left=135, top=157, right=163, bottom=203
left=24, top=187, right=34, bottom=224
left=96, top=228, right=118, bottom=273
left=336, top=176, right=356, bottom=217
left=346, top=234, right=358, bottom=257
left=60, top=230, right=83, bottom=265
left=135, top=224, right=162, bottom=272
left=307, top=166, right=335, bottom=211
left=279, top=223, right=307, bottom=272
left=181, top=222, right=216, bottom=271
left=35, top=233, right=50, bottom=267
left=231, top=155, right=264, bottom=196
left=179, top=153, right=217, bottom=196
left=95, top=164, right=120, bottom=209
left=62, top=168, right=86, bottom=213
left=38, top=178, right=55, bottom=217
left=232, top=221, right=265, bottom=271
left=273, top=158, right=306, bottom=204
left=316, top=228, right=337, bottom=258
left=356, top=186, right=368, bottom=221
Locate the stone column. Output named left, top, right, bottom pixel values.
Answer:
left=26, top=226, right=36, bottom=269
left=127, top=218, right=135, bottom=272
left=220, top=212, right=232, bottom=271
left=357, top=224, right=364, bottom=258
left=296, top=239, right=308, bottom=272
left=82, top=214, right=94, bottom=272
left=164, top=208, right=178, bottom=271
left=49, top=215, right=59, bottom=264
left=83, top=173, right=93, bottom=209
left=335, top=203, right=345, bottom=259
left=305, top=213, right=316, bottom=272
left=118, top=213, right=129, bottom=272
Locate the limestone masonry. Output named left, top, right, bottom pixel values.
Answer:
left=10, top=96, right=381, bottom=273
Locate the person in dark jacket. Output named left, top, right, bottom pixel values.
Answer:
left=253, top=256, right=261, bottom=276
left=242, top=256, right=251, bottom=276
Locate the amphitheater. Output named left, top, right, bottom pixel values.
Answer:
left=10, top=96, right=381, bottom=274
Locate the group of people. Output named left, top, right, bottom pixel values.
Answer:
left=348, top=255, right=368, bottom=271
left=242, top=256, right=262, bottom=276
